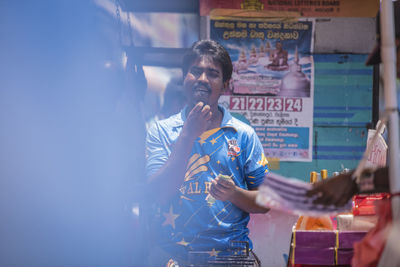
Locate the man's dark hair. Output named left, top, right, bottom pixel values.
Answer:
left=182, top=39, right=233, bottom=83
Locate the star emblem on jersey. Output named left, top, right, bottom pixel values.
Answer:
left=176, top=238, right=190, bottom=247
left=162, top=205, right=180, bottom=229
left=257, top=153, right=268, bottom=167
left=208, top=248, right=220, bottom=257
left=227, top=138, right=240, bottom=157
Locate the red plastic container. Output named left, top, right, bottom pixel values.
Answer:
left=352, top=193, right=390, bottom=216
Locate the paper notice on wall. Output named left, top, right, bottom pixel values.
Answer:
left=365, top=128, right=387, bottom=169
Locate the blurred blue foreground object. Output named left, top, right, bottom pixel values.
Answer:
left=0, top=1, right=146, bottom=266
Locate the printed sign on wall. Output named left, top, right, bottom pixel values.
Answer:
left=201, top=0, right=379, bottom=17
left=211, top=19, right=314, bottom=161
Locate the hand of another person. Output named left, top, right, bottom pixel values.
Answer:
left=209, top=175, right=236, bottom=202
left=181, top=102, right=212, bottom=140
left=306, top=172, right=358, bottom=207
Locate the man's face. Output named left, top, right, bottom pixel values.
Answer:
left=183, top=56, right=227, bottom=109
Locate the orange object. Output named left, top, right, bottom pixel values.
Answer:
left=310, top=171, right=318, bottom=184
left=295, top=171, right=334, bottom=231
left=320, top=169, right=328, bottom=180
left=296, top=216, right=334, bottom=231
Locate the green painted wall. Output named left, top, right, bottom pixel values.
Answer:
left=275, top=54, right=373, bottom=181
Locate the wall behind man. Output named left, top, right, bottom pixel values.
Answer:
left=278, top=17, right=375, bottom=181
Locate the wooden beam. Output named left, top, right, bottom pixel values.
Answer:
left=125, top=46, right=190, bottom=67
left=120, top=0, right=199, bottom=13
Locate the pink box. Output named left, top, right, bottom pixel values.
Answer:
left=291, top=245, right=335, bottom=265
left=293, top=230, right=336, bottom=248
left=338, top=231, right=367, bottom=249
left=336, top=249, right=354, bottom=265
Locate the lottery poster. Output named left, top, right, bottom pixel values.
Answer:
left=211, top=18, right=314, bottom=161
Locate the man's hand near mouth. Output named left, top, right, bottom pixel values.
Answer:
left=182, top=101, right=212, bottom=140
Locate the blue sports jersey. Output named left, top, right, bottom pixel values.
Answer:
left=146, top=105, right=268, bottom=258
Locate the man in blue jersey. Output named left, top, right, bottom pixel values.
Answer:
left=146, top=39, right=269, bottom=266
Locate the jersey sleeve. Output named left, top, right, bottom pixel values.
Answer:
left=145, top=122, right=169, bottom=178
left=243, top=129, right=269, bottom=189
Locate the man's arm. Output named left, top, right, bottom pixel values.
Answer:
left=306, top=166, right=390, bottom=207
left=147, top=102, right=212, bottom=204
left=210, top=176, right=269, bottom=213
left=232, top=188, right=270, bottom=213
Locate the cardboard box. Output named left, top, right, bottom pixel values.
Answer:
left=337, top=231, right=367, bottom=249
left=293, top=229, right=336, bottom=248
left=289, top=227, right=367, bottom=265
left=336, top=248, right=354, bottom=265
left=337, top=214, right=377, bottom=231
left=291, top=245, right=335, bottom=265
